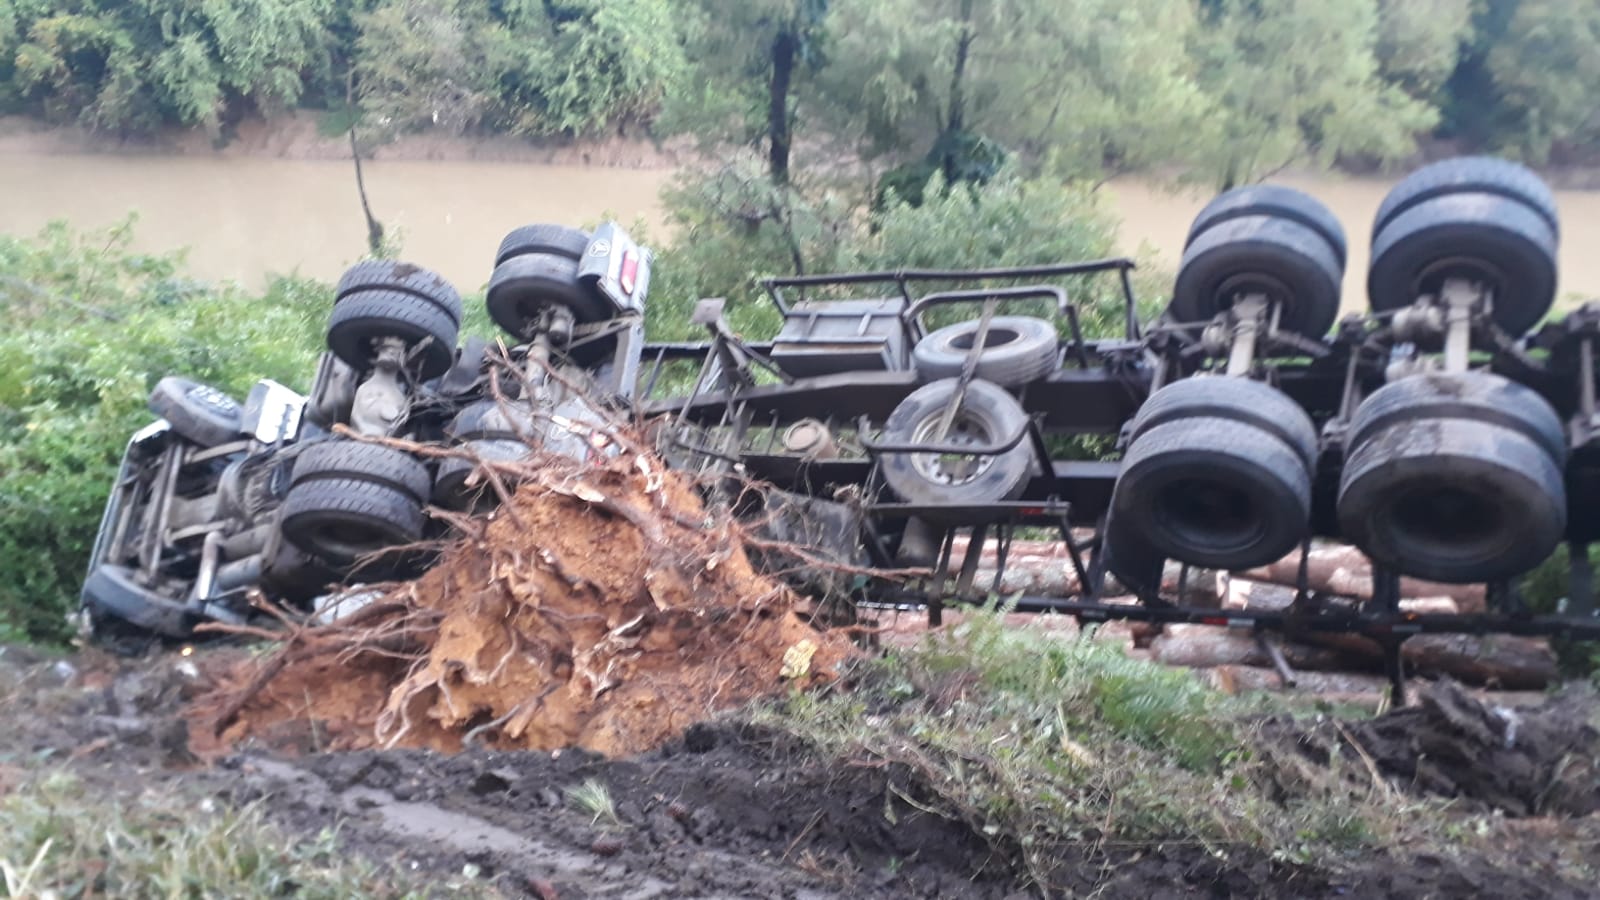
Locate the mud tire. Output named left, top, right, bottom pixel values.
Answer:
left=1367, top=192, right=1558, bottom=337
left=912, top=316, right=1060, bottom=386
left=1375, top=156, right=1559, bottom=240
left=327, top=288, right=460, bottom=380
left=1337, top=379, right=1567, bottom=584
left=1171, top=215, right=1343, bottom=339
left=147, top=376, right=244, bottom=448
left=1346, top=372, right=1566, bottom=465
left=1187, top=184, right=1347, bottom=267
left=334, top=259, right=463, bottom=325
left=280, top=479, right=424, bottom=563
left=432, top=439, right=533, bottom=510
left=878, top=378, right=1033, bottom=520
left=1110, top=415, right=1312, bottom=570
left=1129, top=376, right=1319, bottom=471
left=486, top=252, right=607, bottom=337
left=495, top=224, right=591, bottom=267
left=290, top=440, right=432, bottom=503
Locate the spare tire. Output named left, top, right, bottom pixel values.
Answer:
left=1109, top=415, right=1312, bottom=571
left=1128, top=376, right=1319, bottom=471
left=912, top=316, right=1059, bottom=386
left=334, top=259, right=463, bottom=326
left=878, top=378, right=1034, bottom=519
left=486, top=252, right=609, bottom=337
left=1337, top=416, right=1565, bottom=584
left=147, top=376, right=244, bottom=448
left=495, top=224, right=591, bottom=267
left=1367, top=192, right=1557, bottom=337
left=1170, top=215, right=1343, bottom=339
left=1375, top=156, right=1559, bottom=240
left=327, top=288, right=460, bottom=379
left=1187, top=184, right=1347, bottom=268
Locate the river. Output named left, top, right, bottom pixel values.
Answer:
left=3, top=152, right=1599, bottom=312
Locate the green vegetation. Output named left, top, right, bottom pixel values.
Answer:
left=752, top=608, right=1465, bottom=891
left=0, top=218, right=324, bottom=644
left=645, top=155, right=1158, bottom=343
left=0, top=768, right=494, bottom=898
left=3, top=1, right=1599, bottom=179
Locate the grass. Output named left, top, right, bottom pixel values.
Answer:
left=750, top=605, right=1459, bottom=892
left=0, top=768, right=499, bottom=899
left=565, top=778, right=622, bottom=829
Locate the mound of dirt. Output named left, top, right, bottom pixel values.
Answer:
left=190, top=443, right=856, bottom=758
left=1267, top=680, right=1600, bottom=816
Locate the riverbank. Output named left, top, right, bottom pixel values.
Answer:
left=0, top=113, right=693, bottom=168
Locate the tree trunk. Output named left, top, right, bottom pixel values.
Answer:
left=346, top=70, right=384, bottom=256
left=1237, top=546, right=1486, bottom=613
left=768, top=28, right=797, bottom=185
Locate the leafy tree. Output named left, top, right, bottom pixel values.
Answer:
left=1189, top=0, right=1437, bottom=187
left=662, top=0, right=829, bottom=183
left=818, top=0, right=1207, bottom=178
left=0, top=219, right=326, bottom=644
left=353, top=0, right=497, bottom=136
left=1484, top=0, right=1600, bottom=161
left=5, top=0, right=335, bottom=135
left=354, top=0, right=685, bottom=139
left=1373, top=0, right=1474, bottom=104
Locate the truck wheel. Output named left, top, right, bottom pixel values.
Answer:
left=147, top=376, right=244, bottom=448
left=291, top=440, right=432, bottom=503
left=1347, top=372, right=1566, bottom=466
left=495, top=224, right=591, bottom=267
left=1128, top=376, right=1319, bottom=471
left=433, top=439, right=533, bottom=509
left=1110, top=415, right=1312, bottom=571
left=1186, top=184, right=1347, bottom=268
left=878, top=378, right=1034, bottom=519
left=1338, top=416, right=1565, bottom=584
left=1170, top=214, right=1343, bottom=339
left=335, top=259, right=463, bottom=326
left=912, top=316, right=1060, bottom=386
left=1375, top=156, right=1559, bottom=240
left=327, top=288, right=459, bottom=380
left=280, top=478, right=425, bottom=563
left=486, top=253, right=608, bottom=338
left=447, top=399, right=539, bottom=442
left=1367, top=192, right=1557, bottom=337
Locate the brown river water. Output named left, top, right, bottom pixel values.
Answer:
left=3, top=152, right=1599, bottom=312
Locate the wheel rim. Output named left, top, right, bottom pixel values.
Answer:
left=909, top=409, right=997, bottom=487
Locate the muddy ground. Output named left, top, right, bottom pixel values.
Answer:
left=4, top=642, right=1600, bottom=899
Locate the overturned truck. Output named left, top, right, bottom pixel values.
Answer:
left=82, top=157, right=1600, bottom=697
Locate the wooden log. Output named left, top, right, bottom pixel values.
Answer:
left=1238, top=545, right=1486, bottom=613
left=1157, top=621, right=1556, bottom=690
left=1149, top=624, right=1353, bottom=672
left=1221, top=576, right=1460, bottom=615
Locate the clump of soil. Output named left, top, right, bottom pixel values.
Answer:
left=1266, top=680, right=1600, bottom=816
left=190, top=443, right=856, bottom=758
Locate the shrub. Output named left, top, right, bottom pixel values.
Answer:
left=0, top=219, right=326, bottom=644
